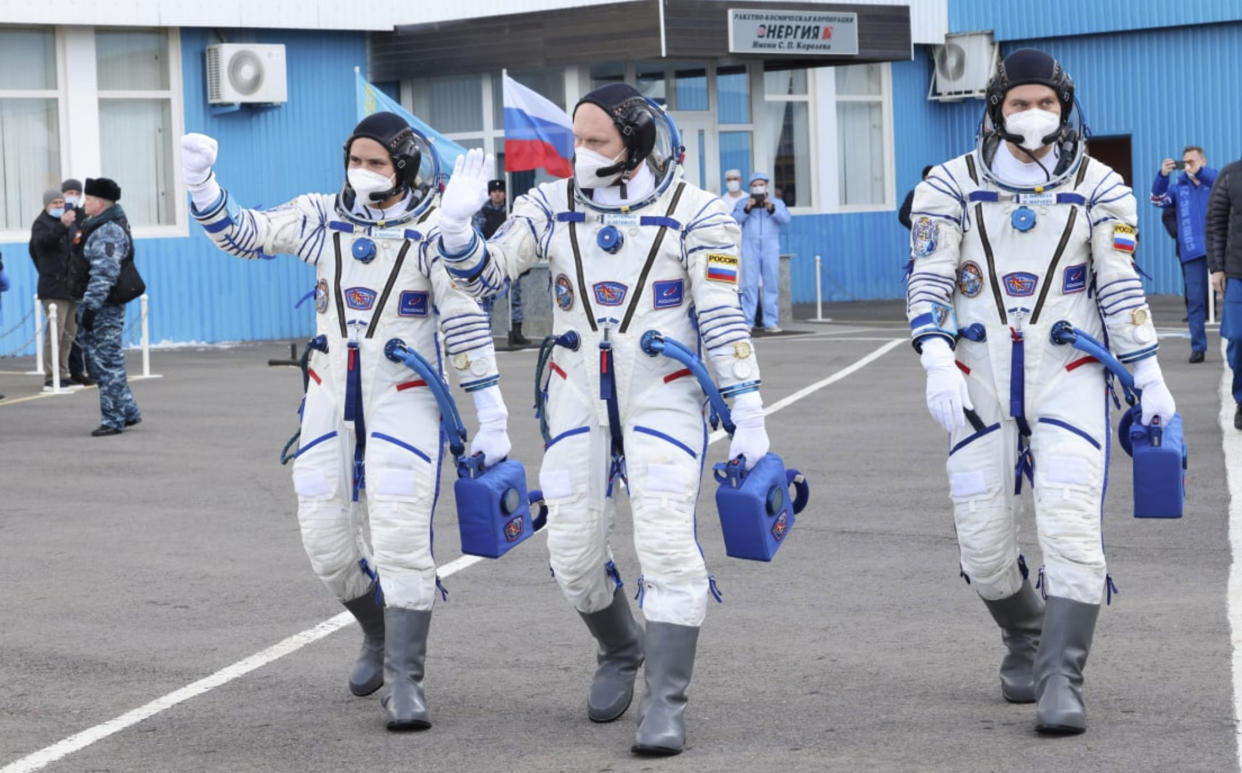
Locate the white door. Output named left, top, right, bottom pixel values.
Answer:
left=669, top=113, right=718, bottom=194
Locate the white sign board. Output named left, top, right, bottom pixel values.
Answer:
left=728, top=8, right=860, bottom=56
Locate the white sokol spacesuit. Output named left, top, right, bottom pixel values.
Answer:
left=908, top=50, right=1176, bottom=735
left=182, top=113, right=510, bottom=731
left=435, top=84, right=768, bottom=756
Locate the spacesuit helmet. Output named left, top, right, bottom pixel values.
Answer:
left=340, top=111, right=438, bottom=221
left=571, top=83, right=683, bottom=212
left=976, top=48, right=1086, bottom=189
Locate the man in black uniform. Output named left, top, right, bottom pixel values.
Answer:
left=473, top=179, right=529, bottom=347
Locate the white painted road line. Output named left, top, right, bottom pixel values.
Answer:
left=709, top=337, right=904, bottom=444
left=2, top=337, right=904, bottom=773
left=1220, top=339, right=1242, bottom=773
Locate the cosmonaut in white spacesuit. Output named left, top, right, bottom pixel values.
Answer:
left=907, top=50, right=1176, bottom=734
left=432, top=83, right=770, bottom=756
left=181, top=113, right=512, bottom=731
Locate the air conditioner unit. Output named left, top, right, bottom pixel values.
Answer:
left=928, top=32, right=997, bottom=102
left=206, top=44, right=287, bottom=105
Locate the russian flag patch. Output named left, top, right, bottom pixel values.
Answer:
left=705, top=253, right=739, bottom=284
left=1112, top=223, right=1137, bottom=254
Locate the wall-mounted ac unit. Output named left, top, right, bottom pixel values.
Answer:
left=928, top=32, right=996, bottom=102
left=206, top=44, right=287, bottom=105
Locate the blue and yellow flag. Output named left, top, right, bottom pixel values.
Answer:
left=355, top=70, right=467, bottom=178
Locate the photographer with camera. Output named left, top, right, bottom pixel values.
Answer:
left=732, top=171, right=790, bottom=333
left=1152, top=146, right=1218, bottom=362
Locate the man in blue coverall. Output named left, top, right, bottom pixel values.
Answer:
left=1152, top=146, right=1218, bottom=362
left=733, top=172, right=790, bottom=333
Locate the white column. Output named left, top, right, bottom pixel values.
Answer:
left=61, top=26, right=102, bottom=179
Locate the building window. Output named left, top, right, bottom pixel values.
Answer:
left=97, top=29, right=176, bottom=228
left=835, top=63, right=890, bottom=208
left=413, top=73, right=483, bottom=135
left=763, top=68, right=811, bottom=208
left=0, top=26, right=61, bottom=232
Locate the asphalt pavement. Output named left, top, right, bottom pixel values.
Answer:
left=0, top=295, right=1236, bottom=772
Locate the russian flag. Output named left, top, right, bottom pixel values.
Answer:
left=503, top=74, right=574, bottom=178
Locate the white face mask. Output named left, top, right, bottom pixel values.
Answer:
left=48, top=207, right=65, bottom=218
left=750, top=185, right=767, bottom=196
left=63, top=196, right=78, bottom=208
left=347, top=168, right=396, bottom=202
left=574, top=147, right=627, bottom=190
left=1003, top=108, right=1061, bottom=152
left=725, top=179, right=741, bottom=193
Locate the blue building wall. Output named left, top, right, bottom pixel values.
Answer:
left=950, top=0, right=1242, bottom=42
left=0, top=28, right=365, bottom=356
left=5, top=9, right=1240, bottom=350
left=784, top=10, right=1242, bottom=305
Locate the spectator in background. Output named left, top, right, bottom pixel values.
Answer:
left=899, top=165, right=935, bottom=230
left=1205, top=156, right=1242, bottom=430
left=733, top=171, right=791, bottom=333
left=473, top=179, right=529, bottom=347
left=1152, top=146, right=1218, bottom=363
left=29, top=187, right=80, bottom=387
left=60, top=178, right=93, bottom=383
left=71, top=178, right=144, bottom=436
left=719, top=168, right=745, bottom=210
left=1159, top=204, right=1191, bottom=323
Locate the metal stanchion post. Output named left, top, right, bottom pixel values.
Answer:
left=807, top=254, right=832, bottom=323
left=28, top=294, right=45, bottom=374
left=134, top=294, right=162, bottom=380
left=48, top=304, right=65, bottom=392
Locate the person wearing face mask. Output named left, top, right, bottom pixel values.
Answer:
left=60, top=180, right=95, bottom=386
left=433, top=82, right=769, bottom=757
left=732, top=171, right=790, bottom=333
left=29, top=187, right=80, bottom=387
left=180, top=112, right=514, bottom=732
left=1151, top=146, right=1218, bottom=363
left=907, top=48, right=1177, bottom=735
left=718, top=168, right=746, bottom=209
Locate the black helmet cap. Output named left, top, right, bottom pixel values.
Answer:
left=985, top=48, right=1075, bottom=130
left=342, top=111, right=422, bottom=199
left=573, top=83, right=657, bottom=177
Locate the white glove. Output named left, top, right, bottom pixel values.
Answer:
left=469, top=385, right=511, bottom=468
left=920, top=337, right=972, bottom=433
left=181, top=133, right=222, bottom=210
left=1131, top=356, right=1177, bottom=426
left=439, top=148, right=493, bottom=253
left=728, top=391, right=770, bottom=470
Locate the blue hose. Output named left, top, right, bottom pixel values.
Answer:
left=384, top=338, right=469, bottom=459
left=638, top=330, right=736, bottom=434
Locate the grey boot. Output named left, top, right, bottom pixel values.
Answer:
left=341, top=585, right=385, bottom=696
left=982, top=582, right=1044, bottom=703
left=632, top=622, right=700, bottom=756
left=1034, top=596, right=1100, bottom=734
left=579, top=586, right=645, bottom=722
left=381, top=607, right=433, bottom=731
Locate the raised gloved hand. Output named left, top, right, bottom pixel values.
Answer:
left=469, top=385, right=511, bottom=468
left=1131, top=356, right=1177, bottom=426
left=181, top=133, right=222, bottom=210
left=439, top=148, right=492, bottom=253
left=728, top=391, right=770, bottom=470
left=920, top=336, right=971, bottom=433
left=80, top=307, right=97, bottom=333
